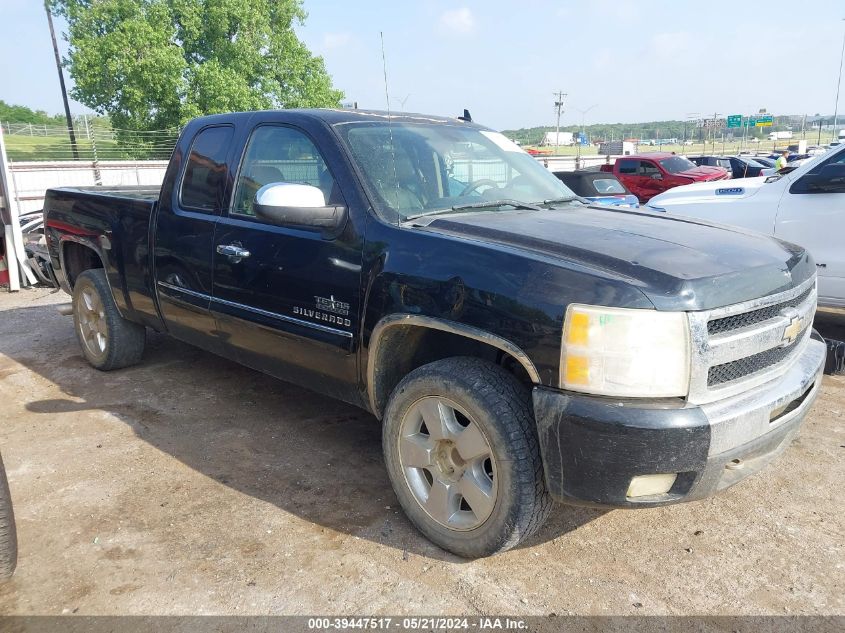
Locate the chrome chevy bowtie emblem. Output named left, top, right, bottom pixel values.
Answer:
left=781, top=314, right=804, bottom=347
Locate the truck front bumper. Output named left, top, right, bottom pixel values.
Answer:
left=533, top=333, right=826, bottom=508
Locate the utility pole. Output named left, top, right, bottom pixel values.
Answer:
left=834, top=19, right=845, bottom=137
left=554, top=91, right=567, bottom=156
left=574, top=104, right=597, bottom=169
left=45, top=1, right=79, bottom=160
left=711, top=111, right=720, bottom=154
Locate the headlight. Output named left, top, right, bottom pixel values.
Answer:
left=561, top=304, right=690, bottom=398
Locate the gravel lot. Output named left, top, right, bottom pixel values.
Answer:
left=0, top=287, right=842, bottom=616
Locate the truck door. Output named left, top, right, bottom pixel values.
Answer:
left=638, top=160, right=665, bottom=200
left=211, top=123, right=362, bottom=399
left=776, top=150, right=845, bottom=307
left=154, top=125, right=234, bottom=353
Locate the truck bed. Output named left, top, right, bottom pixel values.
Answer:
left=50, top=185, right=162, bottom=203
left=44, top=184, right=164, bottom=331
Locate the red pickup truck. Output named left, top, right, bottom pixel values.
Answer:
left=601, top=153, right=729, bottom=203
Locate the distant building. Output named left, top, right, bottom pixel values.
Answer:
left=540, top=131, right=574, bottom=146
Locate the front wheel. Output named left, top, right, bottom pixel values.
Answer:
left=382, top=357, right=551, bottom=558
left=72, top=269, right=145, bottom=370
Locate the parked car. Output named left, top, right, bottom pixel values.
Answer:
left=767, top=152, right=810, bottom=163
left=552, top=170, right=639, bottom=207
left=751, top=156, right=776, bottom=168
left=688, top=155, right=766, bottom=179
left=44, top=109, right=825, bottom=558
left=647, top=143, right=845, bottom=308
left=0, top=452, right=17, bottom=581
left=688, top=155, right=733, bottom=174
left=600, top=153, right=729, bottom=202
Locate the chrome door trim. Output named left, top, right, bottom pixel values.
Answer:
left=156, top=281, right=353, bottom=339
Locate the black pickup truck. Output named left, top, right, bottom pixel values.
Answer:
left=44, top=109, right=826, bottom=557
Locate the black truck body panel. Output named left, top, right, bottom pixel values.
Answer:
left=43, top=108, right=825, bottom=510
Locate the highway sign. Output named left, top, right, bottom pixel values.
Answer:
left=697, top=118, right=727, bottom=129
left=755, top=115, right=773, bottom=127
left=727, top=115, right=742, bottom=128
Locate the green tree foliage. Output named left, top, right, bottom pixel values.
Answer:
left=0, top=100, right=64, bottom=125
left=50, top=0, right=343, bottom=138
left=502, top=117, right=803, bottom=146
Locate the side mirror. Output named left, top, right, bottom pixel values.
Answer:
left=650, top=173, right=663, bottom=180
left=253, top=183, right=346, bottom=233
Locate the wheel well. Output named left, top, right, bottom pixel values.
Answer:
left=369, top=324, right=533, bottom=419
left=63, top=242, right=103, bottom=289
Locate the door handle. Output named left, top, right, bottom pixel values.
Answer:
left=216, top=243, right=251, bottom=261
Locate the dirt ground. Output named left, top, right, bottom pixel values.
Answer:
left=0, top=287, right=842, bottom=616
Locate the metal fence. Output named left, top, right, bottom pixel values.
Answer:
left=8, top=160, right=169, bottom=214
left=0, top=121, right=179, bottom=162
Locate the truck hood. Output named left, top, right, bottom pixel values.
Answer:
left=646, top=177, right=769, bottom=208
left=679, top=165, right=728, bottom=180
left=421, top=206, right=813, bottom=311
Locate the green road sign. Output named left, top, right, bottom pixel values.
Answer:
left=755, top=115, right=773, bottom=127
left=727, top=115, right=742, bottom=128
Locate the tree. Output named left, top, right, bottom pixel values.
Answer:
left=0, top=100, right=65, bottom=125
left=50, top=0, right=343, bottom=139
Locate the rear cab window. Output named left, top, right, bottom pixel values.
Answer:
left=179, top=126, right=235, bottom=213
left=617, top=159, right=638, bottom=175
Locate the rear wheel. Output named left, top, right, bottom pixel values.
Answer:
left=382, top=357, right=551, bottom=558
left=0, top=452, right=17, bottom=581
left=72, top=269, right=145, bottom=370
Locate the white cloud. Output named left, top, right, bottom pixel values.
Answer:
left=322, top=32, right=352, bottom=50
left=439, top=8, right=475, bottom=34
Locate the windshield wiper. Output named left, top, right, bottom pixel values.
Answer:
left=404, top=199, right=541, bottom=221
left=450, top=199, right=542, bottom=212
left=537, top=196, right=587, bottom=207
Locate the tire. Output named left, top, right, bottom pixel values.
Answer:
left=0, top=452, right=17, bottom=581
left=72, top=269, right=145, bottom=370
left=382, top=357, right=552, bottom=558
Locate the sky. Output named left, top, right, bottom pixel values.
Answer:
left=1, top=0, right=844, bottom=131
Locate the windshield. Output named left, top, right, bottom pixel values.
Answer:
left=335, top=121, right=574, bottom=220
left=658, top=156, right=697, bottom=174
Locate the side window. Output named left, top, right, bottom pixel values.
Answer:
left=232, top=125, right=337, bottom=216
left=790, top=151, right=845, bottom=194
left=179, top=126, right=234, bottom=213
left=617, top=159, right=637, bottom=174
left=639, top=161, right=660, bottom=176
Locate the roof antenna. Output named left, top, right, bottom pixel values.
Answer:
left=458, top=109, right=472, bottom=122
left=380, top=31, right=401, bottom=224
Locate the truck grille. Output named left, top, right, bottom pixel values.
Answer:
left=708, top=336, right=803, bottom=387
left=687, top=276, right=817, bottom=404
left=707, top=286, right=814, bottom=335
